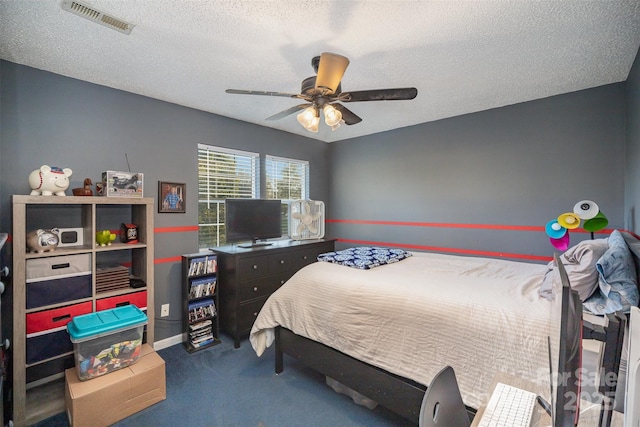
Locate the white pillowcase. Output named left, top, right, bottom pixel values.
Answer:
left=539, top=238, right=609, bottom=301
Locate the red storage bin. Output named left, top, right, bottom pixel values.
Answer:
left=96, top=291, right=147, bottom=311
left=26, top=301, right=93, bottom=364
left=26, top=301, right=93, bottom=334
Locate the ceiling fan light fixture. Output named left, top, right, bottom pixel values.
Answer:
left=323, top=104, right=342, bottom=127
left=297, top=107, right=320, bottom=132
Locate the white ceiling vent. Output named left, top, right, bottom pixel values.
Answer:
left=62, top=0, right=135, bottom=35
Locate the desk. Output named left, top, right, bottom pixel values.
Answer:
left=471, top=373, right=624, bottom=427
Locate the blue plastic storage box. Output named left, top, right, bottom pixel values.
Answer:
left=67, top=305, right=147, bottom=380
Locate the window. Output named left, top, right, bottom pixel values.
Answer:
left=198, top=144, right=259, bottom=248
left=265, top=155, right=309, bottom=236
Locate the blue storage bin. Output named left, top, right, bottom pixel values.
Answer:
left=67, top=305, right=147, bottom=380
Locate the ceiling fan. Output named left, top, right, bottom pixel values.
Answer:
left=225, top=52, right=418, bottom=133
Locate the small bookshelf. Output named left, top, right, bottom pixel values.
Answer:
left=182, top=253, right=221, bottom=352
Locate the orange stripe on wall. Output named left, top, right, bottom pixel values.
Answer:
left=155, top=226, right=199, bottom=233
left=155, top=256, right=182, bottom=264
left=337, top=238, right=553, bottom=262
left=327, top=218, right=615, bottom=235
left=328, top=219, right=543, bottom=231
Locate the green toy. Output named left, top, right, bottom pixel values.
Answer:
left=96, top=230, right=116, bottom=246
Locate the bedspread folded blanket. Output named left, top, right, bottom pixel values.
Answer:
left=250, top=251, right=553, bottom=410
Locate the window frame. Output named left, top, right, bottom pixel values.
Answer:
left=197, top=144, right=260, bottom=248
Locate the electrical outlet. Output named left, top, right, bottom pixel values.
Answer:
left=161, top=304, right=170, bottom=317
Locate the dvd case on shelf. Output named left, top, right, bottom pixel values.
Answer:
left=187, top=255, right=217, bottom=277
left=183, top=253, right=220, bottom=352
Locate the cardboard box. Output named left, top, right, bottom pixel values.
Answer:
left=101, top=171, right=143, bottom=197
left=65, top=344, right=165, bottom=427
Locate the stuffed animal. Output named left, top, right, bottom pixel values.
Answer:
left=28, top=165, right=73, bottom=196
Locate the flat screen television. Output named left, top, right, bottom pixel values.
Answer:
left=224, top=198, right=282, bottom=248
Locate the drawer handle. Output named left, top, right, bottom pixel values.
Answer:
left=51, top=263, right=70, bottom=270
left=280, top=260, right=285, bottom=264
left=253, top=312, right=258, bottom=317
left=303, top=255, right=308, bottom=260
left=253, top=286, right=258, bottom=292
left=52, top=314, right=71, bottom=323
left=253, top=265, right=258, bottom=270
left=116, top=302, right=131, bottom=307
left=280, top=280, right=285, bottom=285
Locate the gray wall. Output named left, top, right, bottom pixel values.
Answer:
left=626, top=48, right=640, bottom=233
left=1, top=49, right=638, bottom=341
left=328, top=84, right=627, bottom=259
left=0, top=61, right=330, bottom=341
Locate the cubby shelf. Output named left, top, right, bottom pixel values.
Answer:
left=11, top=195, right=155, bottom=427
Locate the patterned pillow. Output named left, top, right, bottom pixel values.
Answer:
left=317, top=246, right=412, bottom=270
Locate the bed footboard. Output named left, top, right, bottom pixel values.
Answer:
left=275, top=326, right=428, bottom=424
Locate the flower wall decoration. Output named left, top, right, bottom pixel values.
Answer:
left=545, top=200, right=608, bottom=251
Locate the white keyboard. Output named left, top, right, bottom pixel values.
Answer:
left=476, top=382, right=537, bottom=427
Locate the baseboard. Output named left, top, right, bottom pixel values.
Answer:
left=153, top=333, right=186, bottom=351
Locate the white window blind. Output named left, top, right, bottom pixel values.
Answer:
left=198, top=144, right=259, bottom=248
left=265, top=155, right=309, bottom=237
left=265, top=155, right=309, bottom=201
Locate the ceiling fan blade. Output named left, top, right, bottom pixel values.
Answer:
left=341, top=88, right=418, bottom=102
left=315, top=52, right=349, bottom=95
left=332, top=103, right=362, bottom=125
left=266, top=104, right=311, bottom=121
left=226, top=89, right=302, bottom=99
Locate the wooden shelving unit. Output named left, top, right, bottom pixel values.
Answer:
left=11, top=195, right=155, bottom=426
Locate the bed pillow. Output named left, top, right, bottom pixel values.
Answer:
left=583, top=230, right=640, bottom=315
left=317, top=247, right=412, bottom=270
left=539, top=238, right=608, bottom=301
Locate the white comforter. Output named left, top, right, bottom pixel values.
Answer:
left=250, top=251, right=556, bottom=409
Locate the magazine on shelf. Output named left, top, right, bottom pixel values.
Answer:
left=189, top=319, right=212, bottom=331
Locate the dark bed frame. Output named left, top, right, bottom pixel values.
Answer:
left=274, top=309, right=629, bottom=425
left=274, top=326, right=475, bottom=424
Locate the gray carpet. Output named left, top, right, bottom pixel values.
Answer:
left=34, top=334, right=411, bottom=426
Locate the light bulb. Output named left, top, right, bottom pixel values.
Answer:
left=323, top=104, right=343, bottom=127
left=308, top=116, right=320, bottom=133
left=297, top=107, right=317, bottom=129
left=330, top=120, right=343, bottom=131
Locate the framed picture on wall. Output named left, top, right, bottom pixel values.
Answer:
left=159, top=181, right=185, bottom=213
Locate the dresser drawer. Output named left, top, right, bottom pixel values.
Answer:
left=238, top=273, right=289, bottom=301
left=269, top=252, right=292, bottom=273
left=237, top=297, right=268, bottom=333
left=237, top=255, right=269, bottom=280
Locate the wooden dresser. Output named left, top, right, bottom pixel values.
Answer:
left=211, top=239, right=335, bottom=348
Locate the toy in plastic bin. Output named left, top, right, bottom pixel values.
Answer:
left=67, top=305, right=148, bottom=380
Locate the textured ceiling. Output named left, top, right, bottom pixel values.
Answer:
left=1, top=1, right=640, bottom=143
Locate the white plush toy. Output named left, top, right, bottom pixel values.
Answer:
left=28, top=165, right=73, bottom=196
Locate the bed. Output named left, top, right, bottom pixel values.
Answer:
left=249, top=232, right=640, bottom=424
